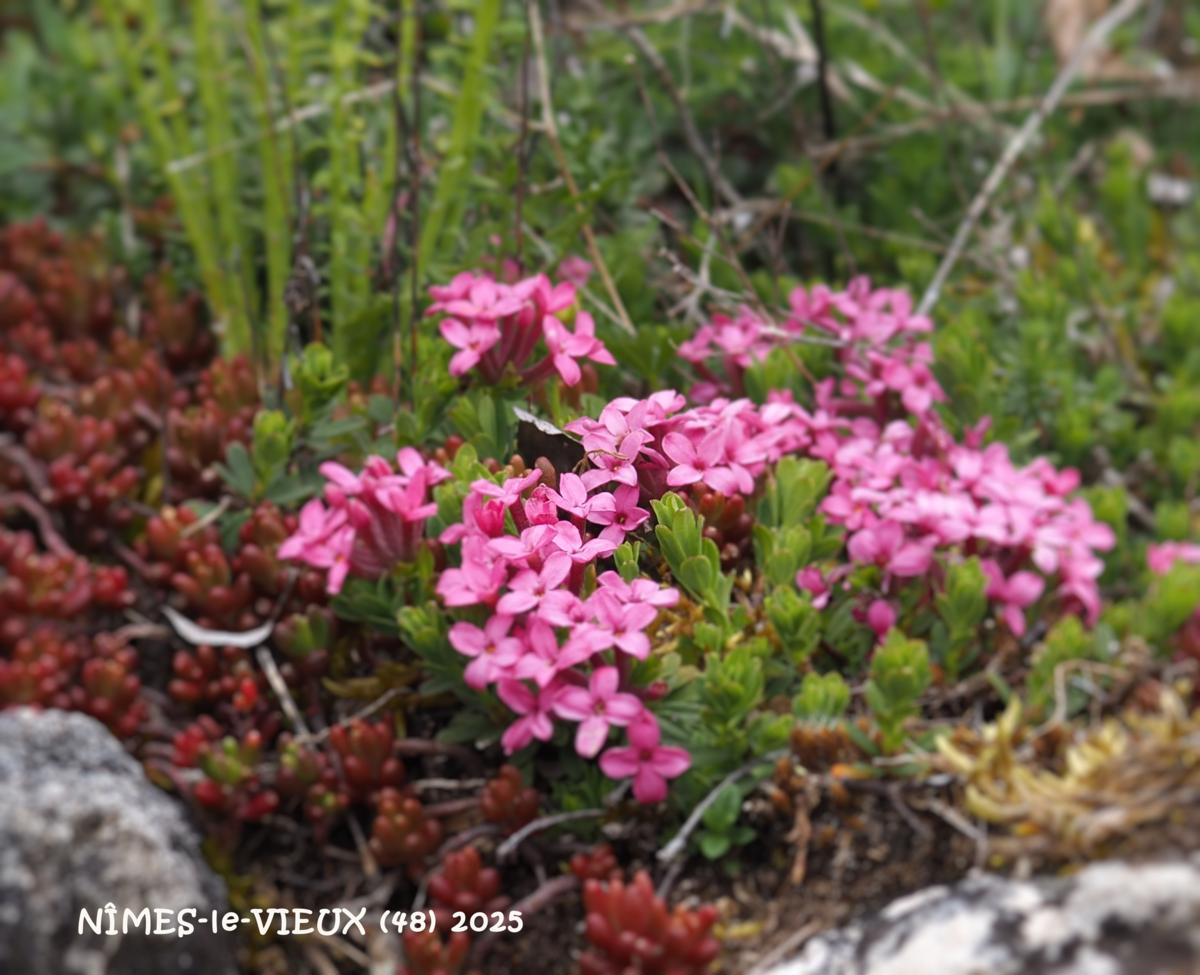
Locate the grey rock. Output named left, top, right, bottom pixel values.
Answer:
left=0, top=708, right=237, bottom=975
left=767, top=858, right=1200, bottom=975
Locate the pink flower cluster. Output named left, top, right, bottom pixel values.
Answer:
left=429, top=271, right=614, bottom=386
left=278, top=449, right=449, bottom=594
left=813, top=426, right=1114, bottom=634
left=563, top=390, right=811, bottom=500
left=1147, top=541, right=1200, bottom=576
left=563, top=387, right=1111, bottom=636
left=434, top=466, right=688, bottom=803
left=672, top=278, right=1116, bottom=636
left=680, top=278, right=943, bottom=416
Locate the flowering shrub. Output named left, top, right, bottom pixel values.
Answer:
left=281, top=450, right=450, bottom=594
left=277, top=272, right=1121, bottom=808
left=1145, top=542, right=1200, bottom=664
left=428, top=270, right=613, bottom=387
left=3, top=219, right=1172, bottom=974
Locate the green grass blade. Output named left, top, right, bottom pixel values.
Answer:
left=99, top=0, right=242, bottom=350
left=417, top=0, right=503, bottom=279
left=242, top=0, right=293, bottom=367
left=192, top=0, right=257, bottom=356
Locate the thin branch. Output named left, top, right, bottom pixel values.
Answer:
left=588, top=0, right=742, bottom=209
left=293, top=688, right=403, bottom=747
left=0, top=435, right=48, bottom=494
left=256, top=644, right=312, bottom=736
left=828, top=0, right=1009, bottom=139
left=566, top=0, right=718, bottom=29
left=496, top=807, right=608, bottom=862
left=656, top=749, right=785, bottom=865
left=747, top=920, right=826, bottom=975
left=809, top=0, right=838, bottom=143
left=917, top=0, right=1146, bottom=316
left=808, top=76, right=1199, bottom=162
left=0, top=492, right=73, bottom=557
left=526, top=0, right=636, bottom=335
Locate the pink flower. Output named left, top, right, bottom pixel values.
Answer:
left=438, top=276, right=525, bottom=322
left=542, top=311, right=615, bottom=386
left=545, top=473, right=594, bottom=519
left=496, top=552, right=572, bottom=615
left=589, top=591, right=659, bottom=659
left=1147, top=541, right=1200, bottom=576
left=581, top=431, right=651, bottom=491
left=662, top=428, right=752, bottom=495
left=471, top=469, right=542, bottom=508
left=866, top=599, right=895, bottom=639
left=523, top=485, right=560, bottom=526
left=437, top=538, right=508, bottom=607
left=553, top=667, right=644, bottom=758
left=426, top=270, right=479, bottom=312
left=595, top=571, right=678, bottom=608
left=511, top=618, right=562, bottom=688
left=440, top=319, right=501, bottom=376
left=396, top=447, right=451, bottom=486
left=441, top=492, right=507, bottom=543
left=497, top=679, right=558, bottom=754
left=555, top=626, right=616, bottom=672
left=322, top=526, right=356, bottom=594
left=449, top=615, right=524, bottom=689
left=587, top=484, right=651, bottom=539
left=285, top=451, right=442, bottom=593
left=487, top=525, right=554, bottom=565
left=795, top=567, right=832, bottom=609
left=514, top=273, right=576, bottom=316
left=847, top=521, right=933, bottom=577
left=552, top=522, right=618, bottom=563
left=558, top=256, right=593, bottom=288
left=537, top=589, right=590, bottom=628
left=599, top=713, right=690, bottom=803
left=278, top=499, right=345, bottom=562
left=318, top=461, right=366, bottom=504
left=981, top=561, right=1044, bottom=637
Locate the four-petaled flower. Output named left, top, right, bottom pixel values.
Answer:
left=542, top=311, right=616, bottom=386
left=599, top=713, right=690, bottom=803
left=553, top=667, right=644, bottom=758
left=449, top=614, right=525, bottom=689
left=662, top=428, right=752, bottom=495
left=981, top=560, right=1044, bottom=637
left=847, top=520, right=933, bottom=577
left=496, top=553, right=572, bottom=615
left=440, top=319, right=501, bottom=377
left=497, top=679, right=559, bottom=754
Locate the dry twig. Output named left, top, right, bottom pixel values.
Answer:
left=526, top=0, right=636, bottom=335
left=917, top=0, right=1147, bottom=316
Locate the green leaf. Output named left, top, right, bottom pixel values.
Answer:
left=757, top=457, right=831, bottom=528
left=766, top=587, right=822, bottom=663
left=264, top=473, right=321, bottom=506
left=793, top=672, right=850, bottom=722
left=934, top=557, right=988, bottom=679
left=702, top=784, right=742, bottom=832
left=865, top=631, right=931, bottom=752
left=218, top=442, right=256, bottom=497
left=614, top=541, right=641, bottom=582
left=698, top=832, right=731, bottom=860
left=438, top=708, right=499, bottom=748
left=678, top=555, right=716, bottom=598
